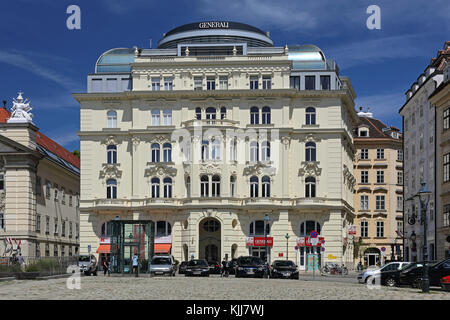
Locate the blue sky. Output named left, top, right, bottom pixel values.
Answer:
left=0, top=0, right=449, bottom=152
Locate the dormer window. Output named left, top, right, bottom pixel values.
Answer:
left=358, top=127, right=369, bottom=137
left=391, top=132, right=398, bottom=139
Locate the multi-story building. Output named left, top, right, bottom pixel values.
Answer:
left=74, top=21, right=358, bottom=273
left=0, top=93, right=80, bottom=259
left=429, top=51, right=450, bottom=260
left=399, top=41, right=449, bottom=262
left=353, top=109, right=403, bottom=266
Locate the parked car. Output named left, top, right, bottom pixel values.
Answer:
left=379, top=262, right=416, bottom=287
left=149, top=255, right=176, bottom=276
left=208, top=261, right=221, bottom=274
left=270, top=260, right=299, bottom=279
left=235, top=256, right=265, bottom=278
left=399, top=258, right=450, bottom=289
left=185, top=259, right=210, bottom=277
left=441, top=275, right=450, bottom=292
left=78, top=254, right=98, bottom=276
left=358, top=261, right=410, bottom=284
left=178, top=261, right=188, bottom=274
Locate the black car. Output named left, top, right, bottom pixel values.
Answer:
left=399, top=259, right=450, bottom=288
left=235, top=256, right=265, bottom=278
left=208, top=261, right=221, bottom=274
left=185, top=259, right=210, bottom=277
left=178, top=261, right=188, bottom=274
left=379, top=262, right=415, bottom=287
left=270, top=260, right=299, bottom=279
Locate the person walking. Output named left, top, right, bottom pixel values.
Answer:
left=103, top=258, right=110, bottom=276
left=132, top=253, right=139, bottom=277
left=18, top=253, right=23, bottom=266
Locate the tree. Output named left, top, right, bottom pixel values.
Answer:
left=72, top=150, right=80, bottom=158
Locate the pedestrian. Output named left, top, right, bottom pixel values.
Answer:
left=132, top=253, right=139, bottom=277
left=18, top=253, right=23, bottom=266
left=103, top=258, right=109, bottom=276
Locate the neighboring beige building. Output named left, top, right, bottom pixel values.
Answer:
left=430, top=56, right=450, bottom=260
left=74, top=22, right=358, bottom=273
left=353, top=111, right=403, bottom=266
left=0, top=94, right=80, bottom=259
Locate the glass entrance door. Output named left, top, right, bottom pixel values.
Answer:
left=250, top=247, right=270, bottom=263
left=123, top=245, right=138, bottom=274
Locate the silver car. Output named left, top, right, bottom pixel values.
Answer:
left=149, top=255, right=176, bottom=276
left=78, top=254, right=98, bottom=276
left=358, top=261, right=410, bottom=283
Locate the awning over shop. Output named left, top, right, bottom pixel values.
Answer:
left=96, top=244, right=111, bottom=254
left=154, top=243, right=171, bottom=254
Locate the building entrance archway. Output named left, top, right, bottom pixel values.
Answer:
left=199, top=218, right=221, bottom=262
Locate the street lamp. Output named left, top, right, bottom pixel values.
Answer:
left=285, top=233, right=290, bottom=261
left=264, top=213, right=270, bottom=279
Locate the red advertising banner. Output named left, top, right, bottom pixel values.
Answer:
left=297, top=236, right=324, bottom=247
left=246, top=237, right=273, bottom=247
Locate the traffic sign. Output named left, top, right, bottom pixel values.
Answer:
left=295, top=246, right=298, bottom=251
left=381, top=247, right=386, bottom=252
left=88, top=245, right=91, bottom=252
left=310, top=230, right=318, bottom=238
left=321, top=247, right=325, bottom=252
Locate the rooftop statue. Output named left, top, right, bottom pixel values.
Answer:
left=7, top=91, right=34, bottom=124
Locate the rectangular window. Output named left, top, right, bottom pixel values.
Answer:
left=163, top=109, right=172, bottom=126
left=0, top=212, right=4, bottom=230
left=305, top=76, right=315, bottom=90
left=289, top=76, right=300, bottom=90
left=194, top=77, right=203, bottom=90
left=320, top=75, right=330, bottom=90
left=397, top=149, right=403, bottom=161
left=397, top=196, right=403, bottom=211
left=54, top=244, right=58, bottom=257
left=360, top=149, right=369, bottom=160
left=164, top=77, right=173, bottom=91
left=45, top=180, right=51, bottom=199
left=61, top=188, right=66, bottom=204
left=360, top=195, right=369, bottom=210
left=219, top=76, right=228, bottom=90
left=45, top=243, right=50, bottom=257
left=36, top=215, right=41, bottom=232
left=376, top=171, right=384, bottom=184
left=54, top=184, right=58, bottom=202
left=444, top=205, right=450, bottom=227
left=206, top=77, right=216, bottom=90
left=376, top=149, right=384, bottom=159
left=397, top=171, right=403, bottom=185
left=360, top=221, right=368, bottom=238
left=444, top=108, right=450, bottom=130
left=46, top=216, right=50, bottom=234
left=35, top=176, right=41, bottom=195
left=376, top=221, right=384, bottom=237
left=444, top=153, right=450, bottom=183
left=106, top=78, right=117, bottom=92
left=361, top=171, right=369, bottom=184
left=262, top=76, right=271, bottom=90
left=62, top=221, right=66, bottom=237
left=76, top=223, right=79, bottom=239
left=151, top=78, right=160, bottom=91
left=69, top=221, right=73, bottom=238
left=397, top=221, right=403, bottom=233
left=250, top=76, right=259, bottom=90
left=376, top=195, right=385, bottom=210
left=69, top=193, right=73, bottom=207
left=36, top=243, right=40, bottom=258
left=54, top=218, right=58, bottom=235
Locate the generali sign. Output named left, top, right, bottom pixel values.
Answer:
left=199, top=22, right=229, bottom=29
left=246, top=237, right=273, bottom=247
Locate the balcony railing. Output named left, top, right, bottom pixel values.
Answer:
left=182, top=119, right=239, bottom=128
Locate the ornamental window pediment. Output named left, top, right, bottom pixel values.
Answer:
left=145, top=163, right=177, bottom=179
left=299, top=161, right=322, bottom=179
left=99, top=163, right=122, bottom=181
left=243, top=162, right=276, bottom=177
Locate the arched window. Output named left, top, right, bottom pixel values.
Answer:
left=300, top=220, right=321, bottom=236
left=250, top=141, right=259, bottom=162
left=201, top=140, right=210, bottom=160
left=230, top=176, right=236, bottom=197
left=107, top=110, right=117, bottom=128
left=163, top=109, right=172, bottom=125
left=305, top=142, right=316, bottom=162
left=203, top=219, right=220, bottom=232
left=106, top=179, right=117, bottom=199
left=250, top=107, right=259, bottom=124
left=151, top=143, right=160, bottom=162
left=156, top=221, right=172, bottom=237
left=305, top=176, right=316, bottom=198
left=163, top=177, right=172, bottom=198
left=186, top=176, right=191, bottom=198
left=196, top=107, right=202, bottom=120
left=212, top=175, right=220, bottom=197
left=152, top=109, right=160, bottom=126
left=163, top=143, right=172, bottom=162
left=211, top=139, right=221, bottom=160
left=101, top=221, right=111, bottom=236
left=262, top=106, right=271, bottom=124
left=250, top=176, right=258, bottom=197
left=262, top=176, right=270, bottom=198
left=151, top=177, right=160, bottom=198
left=220, top=107, right=227, bottom=119
left=229, top=139, right=237, bottom=162
left=261, top=141, right=270, bottom=161
left=107, top=145, right=117, bottom=164
left=200, top=175, right=209, bottom=197
left=206, top=107, right=216, bottom=121
left=306, top=107, right=316, bottom=125
left=250, top=220, right=270, bottom=236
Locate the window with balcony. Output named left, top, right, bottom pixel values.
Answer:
left=261, top=176, right=270, bottom=198
left=151, top=143, right=161, bottom=162
left=107, top=110, right=117, bottom=128
left=163, top=143, right=172, bottom=162
left=151, top=78, right=160, bottom=91
left=250, top=176, right=258, bottom=198
left=305, top=107, right=316, bottom=125
left=206, top=107, right=216, bottom=123
left=262, top=76, right=271, bottom=90
left=250, top=107, right=259, bottom=124
left=211, top=175, right=220, bottom=197
left=151, top=177, right=160, bottom=198
left=106, top=179, right=117, bottom=199
left=305, top=177, right=316, bottom=198
left=250, top=76, right=258, bottom=90
left=163, top=177, right=172, bottom=198
left=305, top=76, right=315, bottom=90
left=107, top=145, right=117, bottom=164
left=305, top=142, right=316, bottom=162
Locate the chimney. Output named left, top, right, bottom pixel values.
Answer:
left=2, top=100, right=6, bottom=109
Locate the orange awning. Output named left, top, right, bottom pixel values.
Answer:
left=96, top=244, right=111, bottom=254
left=154, top=243, right=171, bottom=254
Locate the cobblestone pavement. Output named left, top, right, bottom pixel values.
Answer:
left=0, top=274, right=449, bottom=300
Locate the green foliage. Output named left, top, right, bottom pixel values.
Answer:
left=24, top=258, right=65, bottom=274
left=0, top=264, right=22, bottom=273
left=72, top=150, right=80, bottom=158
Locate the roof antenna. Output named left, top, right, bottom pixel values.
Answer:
left=2, top=100, right=6, bottom=109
